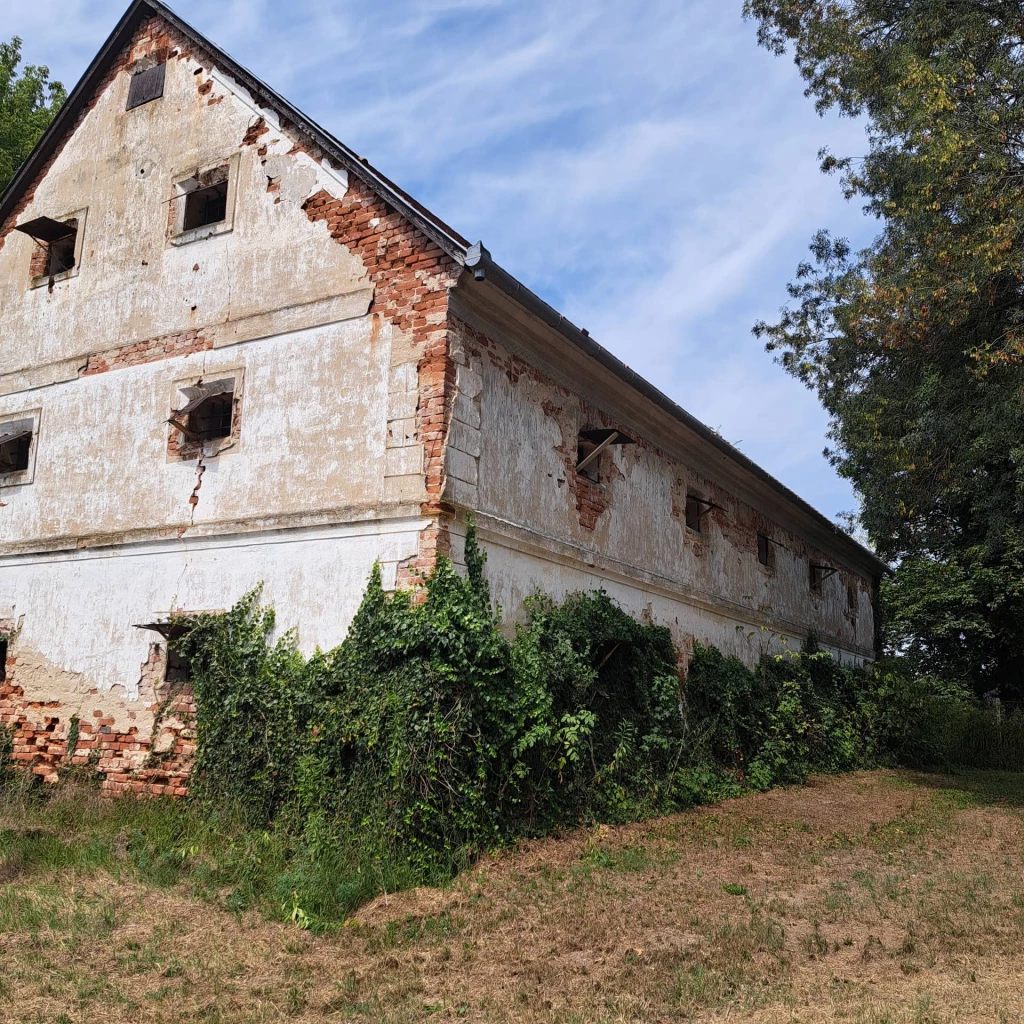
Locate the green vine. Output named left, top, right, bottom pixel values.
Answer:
left=163, top=520, right=974, bottom=926
left=64, top=714, right=80, bottom=762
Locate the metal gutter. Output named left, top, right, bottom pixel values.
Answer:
left=464, top=243, right=890, bottom=579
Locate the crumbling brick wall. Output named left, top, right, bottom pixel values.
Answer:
left=0, top=640, right=195, bottom=796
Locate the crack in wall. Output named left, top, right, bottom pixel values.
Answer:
left=188, top=459, right=205, bottom=522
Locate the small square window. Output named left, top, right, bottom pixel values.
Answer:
left=183, top=180, right=228, bottom=231
left=575, top=428, right=635, bottom=485
left=169, top=159, right=236, bottom=244
left=14, top=215, right=79, bottom=279
left=168, top=377, right=239, bottom=457
left=0, top=413, right=39, bottom=486
left=135, top=622, right=191, bottom=683
left=126, top=62, right=166, bottom=109
left=757, top=533, right=776, bottom=570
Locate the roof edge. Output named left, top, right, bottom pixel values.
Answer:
left=0, top=0, right=470, bottom=262
left=464, top=244, right=889, bottom=579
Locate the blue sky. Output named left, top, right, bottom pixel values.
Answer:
left=6, top=0, right=876, bottom=524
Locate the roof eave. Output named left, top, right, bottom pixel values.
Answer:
left=463, top=244, right=890, bottom=580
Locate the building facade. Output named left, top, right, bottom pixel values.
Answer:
left=0, top=1, right=886, bottom=793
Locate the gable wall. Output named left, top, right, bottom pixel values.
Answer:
left=0, top=15, right=461, bottom=792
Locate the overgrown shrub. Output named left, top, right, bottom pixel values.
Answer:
left=47, top=520, right=1011, bottom=928
left=0, top=725, right=11, bottom=782
left=178, top=528, right=688, bottom=882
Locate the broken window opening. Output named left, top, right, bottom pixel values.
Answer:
left=135, top=622, right=192, bottom=684
left=575, top=428, right=635, bottom=484
left=126, top=62, right=166, bottom=109
left=810, top=563, right=837, bottom=594
left=757, top=533, right=776, bottom=570
left=14, top=216, right=78, bottom=278
left=0, top=430, right=31, bottom=475
left=685, top=494, right=716, bottom=534
left=847, top=582, right=858, bottom=613
left=183, top=180, right=228, bottom=231
left=169, top=380, right=236, bottom=451
left=0, top=639, right=6, bottom=682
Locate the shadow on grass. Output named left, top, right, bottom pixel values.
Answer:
left=901, top=769, right=1024, bottom=808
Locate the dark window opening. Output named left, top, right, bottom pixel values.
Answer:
left=47, top=219, right=78, bottom=276
left=190, top=391, right=234, bottom=441
left=14, top=215, right=77, bottom=277
left=574, top=428, right=635, bottom=485
left=126, top=62, right=166, bottom=109
left=0, top=639, right=7, bottom=682
left=847, top=583, right=858, bottom=612
left=686, top=494, right=716, bottom=534
left=165, top=645, right=192, bottom=684
left=757, top=533, right=776, bottom=570
left=0, top=430, right=31, bottom=474
left=169, top=382, right=236, bottom=448
left=810, top=563, right=836, bottom=594
left=183, top=180, right=228, bottom=231
left=135, top=622, right=191, bottom=684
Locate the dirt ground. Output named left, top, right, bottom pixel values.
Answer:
left=2, top=769, right=1022, bottom=1023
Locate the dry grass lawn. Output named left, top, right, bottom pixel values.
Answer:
left=1, top=769, right=1023, bottom=1023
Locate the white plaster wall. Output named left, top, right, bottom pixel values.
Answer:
left=0, top=39, right=366, bottom=377
left=447, top=318, right=875, bottom=663
left=470, top=529, right=871, bottom=670
left=0, top=315, right=394, bottom=547
left=0, top=519, right=424, bottom=702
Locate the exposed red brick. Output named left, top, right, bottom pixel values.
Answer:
left=0, top=643, right=195, bottom=798
left=82, top=328, right=211, bottom=376
left=299, top=176, right=460, bottom=586
left=241, top=116, right=269, bottom=146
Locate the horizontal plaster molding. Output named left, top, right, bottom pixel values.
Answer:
left=0, top=288, right=375, bottom=397
left=463, top=512, right=875, bottom=662
left=0, top=356, right=85, bottom=398
left=210, top=287, right=373, bottom=349
left=0, top=503, right=431, bottom=562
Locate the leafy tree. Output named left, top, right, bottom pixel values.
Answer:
left=0, top=37, right=65, bottom=193
left=744, top=0, right=1024, bottom=697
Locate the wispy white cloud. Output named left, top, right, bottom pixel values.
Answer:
left=5, top=0, right=875, bottom=521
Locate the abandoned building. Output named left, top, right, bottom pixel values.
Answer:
left=0, top=0, right=887, bottom=793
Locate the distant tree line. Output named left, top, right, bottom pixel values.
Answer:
left=0, top=36, right=65, bottom=192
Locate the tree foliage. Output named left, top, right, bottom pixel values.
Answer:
left=743, top=0, right=1024, bottom=695
left=0, top=37, right=65, bottom=193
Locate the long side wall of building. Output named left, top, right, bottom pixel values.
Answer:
left=442, top=306, right=876, bottom=667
